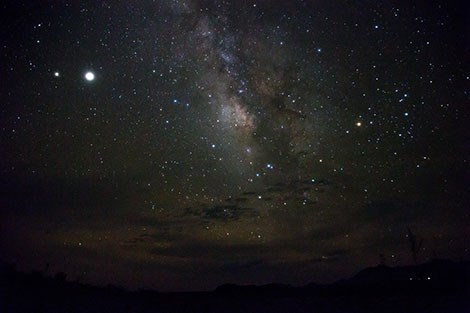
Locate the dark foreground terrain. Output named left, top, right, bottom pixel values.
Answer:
left=1, top=260, right=469, bottom=313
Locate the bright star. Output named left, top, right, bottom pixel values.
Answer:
left=85, top=71, right=95, bottom=81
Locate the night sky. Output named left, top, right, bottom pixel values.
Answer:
left=1, top=0, right=468, bottom=291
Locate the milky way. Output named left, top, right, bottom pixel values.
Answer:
left=0, top=0, right=468, bottom=291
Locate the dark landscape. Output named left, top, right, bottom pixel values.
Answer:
left=1, top=260, right=469, bottom=313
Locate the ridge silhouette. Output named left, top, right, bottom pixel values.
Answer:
left=1, top=260, right=469, bottom=313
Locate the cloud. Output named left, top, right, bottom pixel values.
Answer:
left=182, top=204, right=260, bottom=221
left=364, top=199, right=428, bottom=223
left=219, top=259, right=265, bottom=272
left=149, top=242, right=271, bottom=260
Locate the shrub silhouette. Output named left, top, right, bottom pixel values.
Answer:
left=407, top=227, right=423, bottom=265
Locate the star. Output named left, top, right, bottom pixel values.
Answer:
left=85, top=71, right=95, bottom=81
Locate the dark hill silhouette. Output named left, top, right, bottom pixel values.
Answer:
left=344, top=259, right=468, bottom=286
left=1, top=260, right=469, bottom=313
